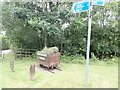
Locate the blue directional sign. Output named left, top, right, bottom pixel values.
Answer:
left=93, top=0, right=105, bottom=6
left=72, top=1, right=89, bottom=13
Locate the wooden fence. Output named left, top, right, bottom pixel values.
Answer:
left=14, top=48, right=37, bottom=60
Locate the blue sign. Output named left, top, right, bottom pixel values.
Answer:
left=93, top=0, right=105, bottom=6
left=72, top=1, right=89, bottom=13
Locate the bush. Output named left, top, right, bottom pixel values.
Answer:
left=90, top=52, right=99, bottom=61
left=2, top=37, right=10, bottom=50
left=104, top=57, right=118, bottom=64
left=61, top=54, right=86, bottom=64
left=61, top=54, right=118, bottom=65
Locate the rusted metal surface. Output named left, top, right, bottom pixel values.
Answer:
left=36, top=52, right=60, bottom=68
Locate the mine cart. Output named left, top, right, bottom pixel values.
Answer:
left=36, top=52, right=60, bottom=68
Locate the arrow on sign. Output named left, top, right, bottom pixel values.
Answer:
left=93, top=0, right=105, bottom=6
left=72, top=1, right=89, bottom=13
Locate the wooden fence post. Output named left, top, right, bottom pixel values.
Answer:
left=10, top=61, right=14, bottom=72
left=30, top=65, right=35, bottom=81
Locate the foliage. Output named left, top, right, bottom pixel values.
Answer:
left=102, top=56, right=118, bottom=64
left=2, top=2, right=119, bottom=58
left=61, top=54, right=118, bottom=64
left=37, top=46, right=59, bottom=54
left=90, top=52, right=99, bottom=61
left=2, top=36, right=10, bottom=50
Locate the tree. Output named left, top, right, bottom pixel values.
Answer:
left=2, top=2, right=119, bottom=58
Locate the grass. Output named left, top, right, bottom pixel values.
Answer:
left=1, top=53, right=118, bottom=88
left=0, top=34, right=4, bottom=89
left=0, top=59, right=2, bottom=89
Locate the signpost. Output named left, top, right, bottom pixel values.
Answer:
left=72, top=0, right=105, bottom=88
left=85, top=0, right=93, bottom=87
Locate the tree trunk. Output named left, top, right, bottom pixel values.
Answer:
left=44, top=34, right=47, bottom=48
left=14, top=49, right=17, bottom=60
left=60, top=43, right=63, bottom=53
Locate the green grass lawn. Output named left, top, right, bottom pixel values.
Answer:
left=1, top=53, right=118, bottom=88
left=0, top=59, right=2, bottom=90
left=0, top=34, right=3, bottom=89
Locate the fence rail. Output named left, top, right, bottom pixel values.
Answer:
left=14, top=48, right=37, bottom=60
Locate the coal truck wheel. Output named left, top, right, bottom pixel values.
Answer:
left=40, top=64, right=43, bottom=67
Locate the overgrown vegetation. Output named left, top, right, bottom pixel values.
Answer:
left=2, top=2, right=119, bottom=58
left=61, top=53, right=118, bottom=64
